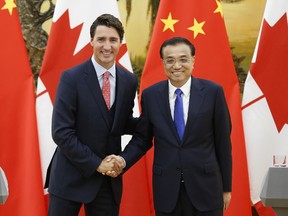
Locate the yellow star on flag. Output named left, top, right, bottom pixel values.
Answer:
left=188, top=18, right=205, bottom=39
left=1, top=0, right=17, bottom=15
left=214, top=0, right=223, bottom=18
left=161, top=12, right=179, bottom=32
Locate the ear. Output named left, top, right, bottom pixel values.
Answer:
left=90, top=38, right=94, bottom=46
left=192, top=56, right=196, bottom=63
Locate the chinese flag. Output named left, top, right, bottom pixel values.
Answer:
left=140, top=0, right=251, bottom=215
left=36, top=0, right=150, bottom=215
left=0, top=1, right=46, bottom=215
left=242, top=0, right=288, bottom=215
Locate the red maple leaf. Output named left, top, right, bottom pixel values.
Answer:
left=39, top=10, right=93, bottom=104
left=250, top=14, right=288, bottom=132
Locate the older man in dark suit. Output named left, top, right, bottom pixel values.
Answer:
left=122, top=37, right=232, bottom=216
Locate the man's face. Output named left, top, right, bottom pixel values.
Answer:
left=90, top=25, right=122, bottom=69
left=162, top=43, right=195, bottom=88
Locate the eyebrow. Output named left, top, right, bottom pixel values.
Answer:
left=96, top=36, right=119, bottom=40
left=166, top=55, right=189, bottom=59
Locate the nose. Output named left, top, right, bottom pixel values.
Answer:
left=172, top=60, right=182, bottom=68
left=103, top=41, right=112, bottom=49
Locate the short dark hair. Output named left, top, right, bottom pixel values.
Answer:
left=160, top=37, right=196, bottom=58
left=90, top=14, right=124, bottom=42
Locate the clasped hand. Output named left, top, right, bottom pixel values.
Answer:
left=96, top=154, right=125, bottom=178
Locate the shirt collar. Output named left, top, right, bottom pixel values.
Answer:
left=91, top=56, right=116, bottom=78
left=168, top=76, right=192, bottom=97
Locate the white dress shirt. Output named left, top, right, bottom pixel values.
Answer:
left=91, top=56, right=116, bottom=107
left=168, top=77, right=191, bottom=125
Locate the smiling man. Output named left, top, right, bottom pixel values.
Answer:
left=139, top=37, right=233, bottom=216
left=46, top=14, right=142, bottom=216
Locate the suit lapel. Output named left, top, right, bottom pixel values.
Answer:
left=84, top=60, right=110, bottom=128
left=182, top=77, right=205, bottom=142
left=111, top=66, right=127, bottom=132
left=157, top=81, right=180, bottom=143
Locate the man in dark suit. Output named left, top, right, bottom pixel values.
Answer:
left=122, top=37, right=232, bottom=216
left=47, top=14, right=146, bottom=216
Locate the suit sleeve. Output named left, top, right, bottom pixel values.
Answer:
left=214, top=86, right=232, bottom=192
left=120, top=90, right=153, bottom=171
left=122, top=73, right=139, bottom=135
left=52, top=71, right=102, bottom=178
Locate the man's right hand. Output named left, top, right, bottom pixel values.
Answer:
left=96, top=155, right=125, bottom=177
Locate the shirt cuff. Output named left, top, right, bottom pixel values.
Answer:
left=118, top=156, right=126, bottom=169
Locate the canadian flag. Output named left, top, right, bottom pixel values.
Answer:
left=242, top=0, right=288, bottom=215
left=36, top=0, right=150, bottom=215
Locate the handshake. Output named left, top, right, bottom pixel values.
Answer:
left=96, top=154, right=126, bottom=178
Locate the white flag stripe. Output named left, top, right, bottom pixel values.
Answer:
left=241, top=73, right=264, bottom=107
left=36, top=78, right=57, bottom=190
left=243, top=78, right=288, bottom=203
left=119, top=49, right=133, bottom=73
left=242, top=0, right=288, bottom=205
left=263, top=0, right=288, bottom=26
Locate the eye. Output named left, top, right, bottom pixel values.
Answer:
left=164, top=58, right=175, bottom=65
left=97, top=38, right=105, bottom=42
left=110, top=38, right=119, bottom=43
left=179, top=58, right=189, bottom=63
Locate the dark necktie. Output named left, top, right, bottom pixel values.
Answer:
left=174, top=89, right=185, bottom=140
left=102, top=71, right=110, bottom=109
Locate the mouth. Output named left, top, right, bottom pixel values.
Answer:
left=171, top=71, right=183, bottom=76
left=102, top=51, right=112, bottom=58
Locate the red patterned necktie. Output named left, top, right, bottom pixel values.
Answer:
left=102, top=71, right=110, bottom=109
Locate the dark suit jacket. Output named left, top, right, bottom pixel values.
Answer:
left=47, top=59, right=139, bottom=204
left=137, top=77, right=232, bottom=213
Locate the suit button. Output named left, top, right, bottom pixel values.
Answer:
left=181, top=173, right=184, bottom=183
